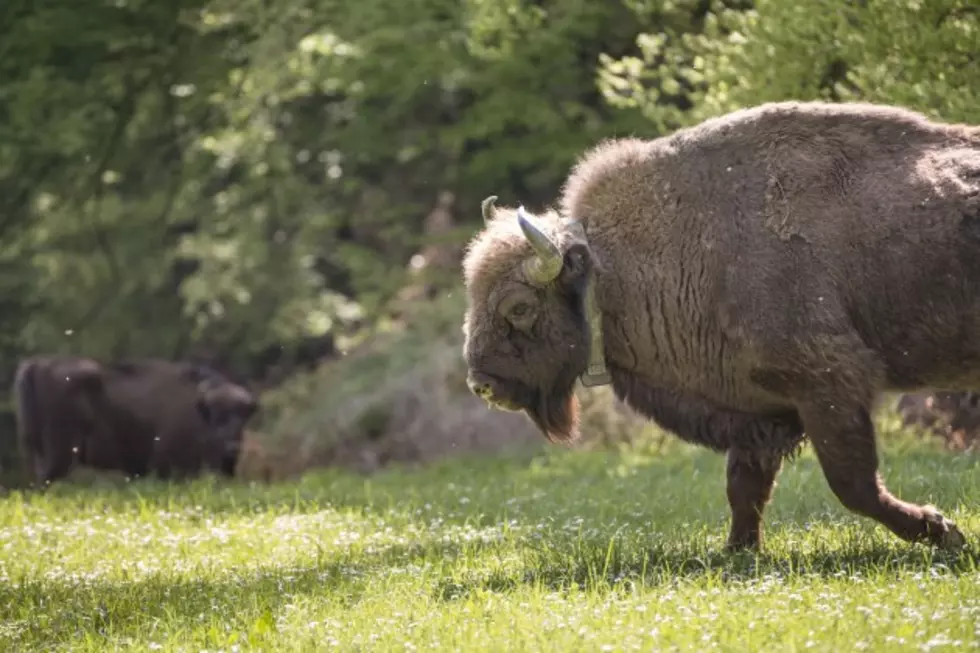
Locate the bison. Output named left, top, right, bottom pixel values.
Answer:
left=896, top=390, right=980, bottom=451
left=462, top=100, right=980, bottom=552
left=13, top=355, right=258, bottom=485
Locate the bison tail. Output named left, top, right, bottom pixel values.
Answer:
left=13, top=360, right=43, bottom=463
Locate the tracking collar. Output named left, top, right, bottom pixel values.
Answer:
left=563, top=219, right=611, bottom=388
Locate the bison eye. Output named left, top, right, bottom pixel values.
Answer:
left=499, top=293, right=538, bottom=329
left=505, top=300, right=539, bottom=331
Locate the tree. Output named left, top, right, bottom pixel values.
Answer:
left=599, top=0, right=980, bottom=128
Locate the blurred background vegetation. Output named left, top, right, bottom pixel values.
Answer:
left=2, top=0, right=978, bottom=478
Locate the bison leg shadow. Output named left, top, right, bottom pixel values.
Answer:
left=432, top=535, right=980, bottom=602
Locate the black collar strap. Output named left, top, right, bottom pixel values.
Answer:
left=563, top=219, right=610, bottom=388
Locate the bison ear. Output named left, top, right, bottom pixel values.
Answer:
left=558, top=243, right=592, bottom=288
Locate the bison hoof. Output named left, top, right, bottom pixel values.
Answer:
left=941, top=525, right=967, bottom=551
left=724, top=533, right=762, bottom=553
left=922, top=506, right=967, bottom=551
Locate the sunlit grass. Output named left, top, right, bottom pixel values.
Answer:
left=1, top=435, right=979, bottom=651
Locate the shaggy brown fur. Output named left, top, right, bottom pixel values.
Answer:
left=462, top=100, right=980, bottom=552
left=13, top=356, right=258, bottom=485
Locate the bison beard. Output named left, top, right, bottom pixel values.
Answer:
left=528, top=385, right=580, bottom=444
left=521, top=326, right=588, bottom=444
left=475, top=360, right=583, bottom=443
left=518, top=363, right=583, bottom=444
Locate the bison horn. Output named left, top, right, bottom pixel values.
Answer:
left=481, top=195, right=498, bottom=224
left=517, top=205, right=563, bottom=285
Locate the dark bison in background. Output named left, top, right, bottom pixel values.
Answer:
left=462, top=100, right=980, bottom=552
left=896, top=391, right=980, bottom=451
left=13, top=356, right=258, bottom=485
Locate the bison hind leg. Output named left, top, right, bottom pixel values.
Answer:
left=799, top=396, right=965, bottom=551
left=760, top=330, right=966, bottom=550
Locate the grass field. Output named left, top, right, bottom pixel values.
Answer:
left=2, top=436, right=979, bottom=652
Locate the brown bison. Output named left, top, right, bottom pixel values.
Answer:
left=13, top=356, right=258, bottom=485
left=896, top=391, right=980, bottom=451
left=462, top=100, right=980, bottom=552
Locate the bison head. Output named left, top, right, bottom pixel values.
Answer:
left=54, top=358, right=111, bottom=433
left=195, top=378, right=258, bottom=473
left=461, top=196, right=596, bottom=443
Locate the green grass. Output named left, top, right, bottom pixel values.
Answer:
left=2, top=437, right=979, bottom=652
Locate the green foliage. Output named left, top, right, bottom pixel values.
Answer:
left=1, top=0, right=676, bottom=388
left=600, top=0, right=980, bottom=128
left=256, top=291, right=471, bottom=450
left=2, top=0, right=234, bottom=359
left=1, top=438, right=978, bottom=649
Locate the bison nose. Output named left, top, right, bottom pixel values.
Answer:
left=466, top=372, right=496, bottom=399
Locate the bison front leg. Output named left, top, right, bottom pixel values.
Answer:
left=799, top=401, right=966, bottom=550
left=33, top=440, right=74, bottom=487
left=725, top=448, right=783, bottom=551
